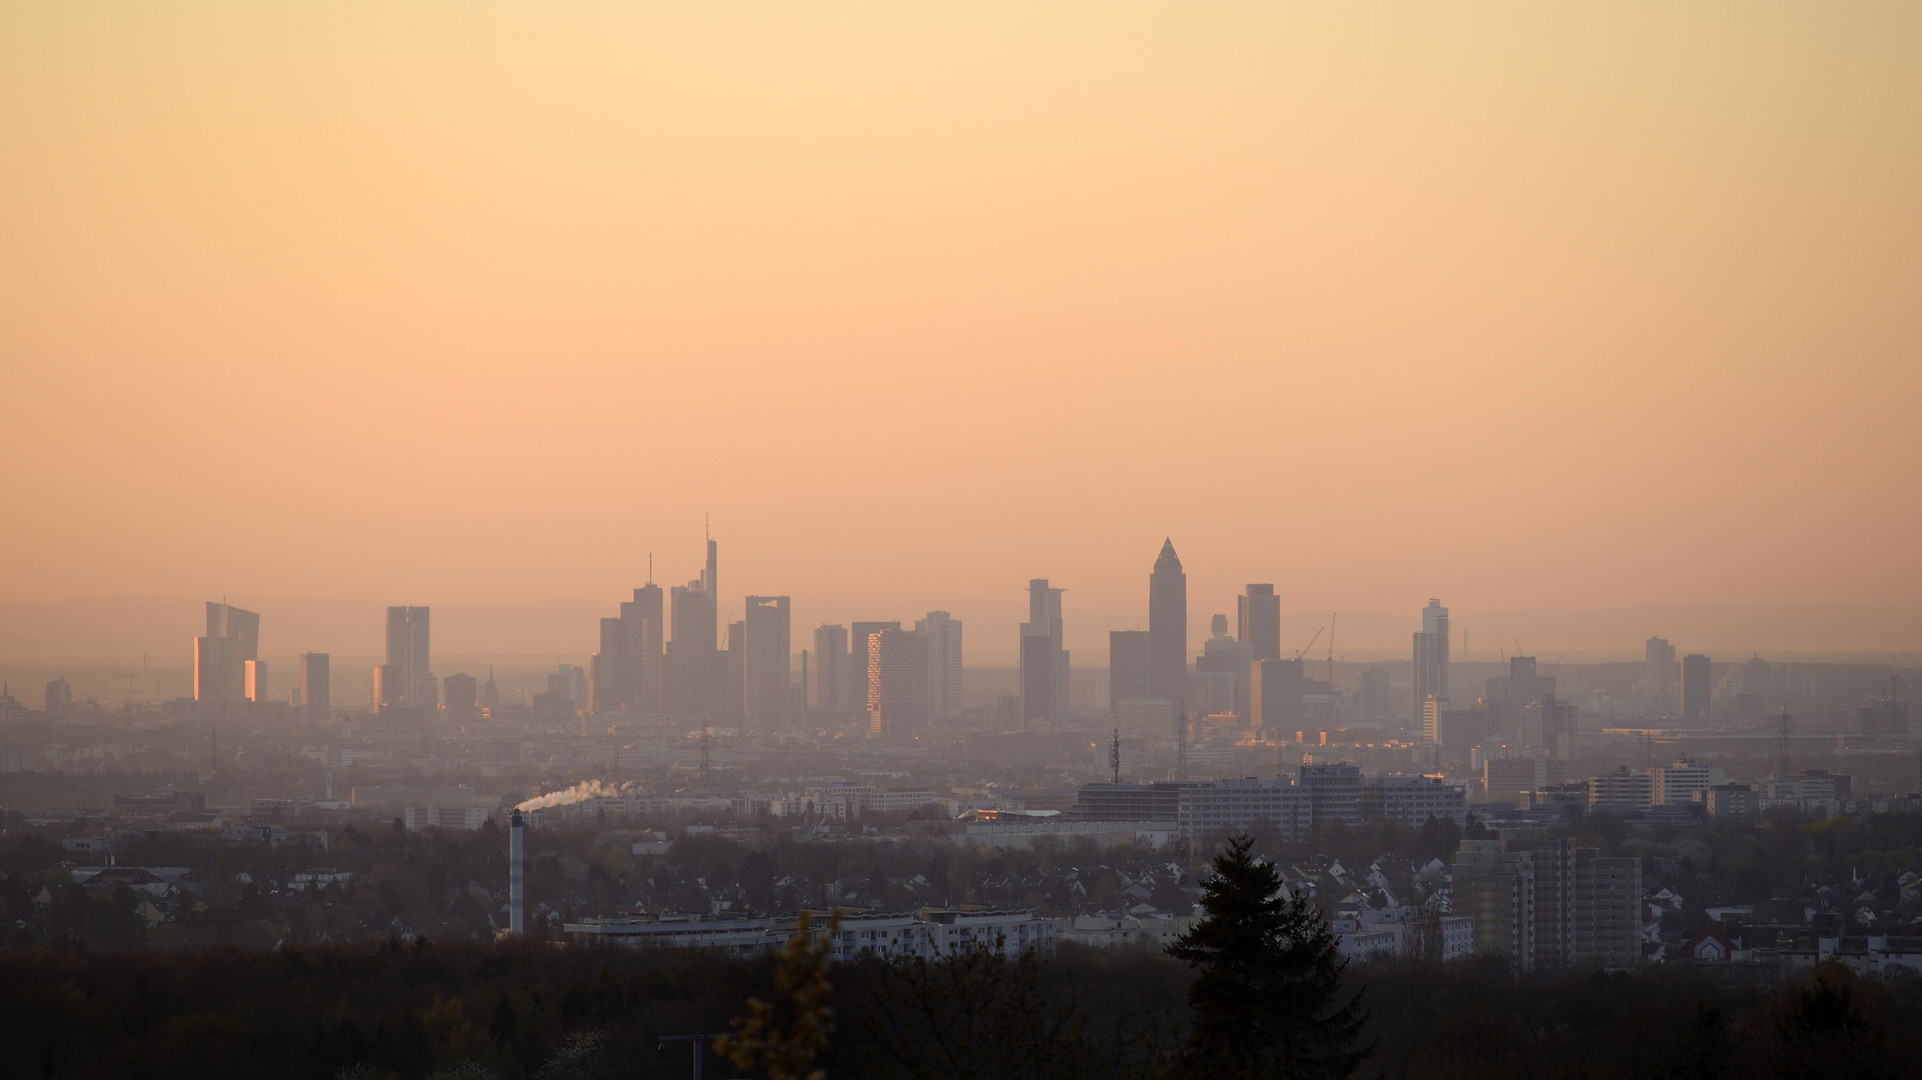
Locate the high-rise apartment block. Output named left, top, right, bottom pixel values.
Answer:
left=1148, top=541, right=1187, bottom=711
left=1454, top=835, right=1641, bottom=974
left=867, top=627, right=922, bottom=738
left=45, top=676, right=72, bottom=715
left=384, top=606, right=434, bottom=708
left=811, top=624, right=850, bottom=711
left=1681, top=653, right=1712, bottom=722
left=194, top=601, right=260, bottom=704
left=1644, top=636, right=1677, bottom=712
left=1108, top=630, right=1154, bottom=715
left=915, top=611, right=963, bottom=722
left=301, top=652, right=330, bottom=716
left=850, top=620, right=901, bottom=713
left=743, top=595, right=792, bottom=731
left=1411, top=599, right=1449, bottom=725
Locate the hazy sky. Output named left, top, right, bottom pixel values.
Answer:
left=4, top=3, right=1919, bottom=636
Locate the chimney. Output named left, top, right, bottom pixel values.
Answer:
left=509, top=809, right=525, bottom=937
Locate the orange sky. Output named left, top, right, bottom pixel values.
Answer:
left=3, top=3, right=1919, bottom=648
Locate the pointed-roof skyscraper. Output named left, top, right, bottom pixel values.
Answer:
left=1148, top=539, right=1188, bottom=711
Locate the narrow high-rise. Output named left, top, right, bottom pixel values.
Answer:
left=1412, top=599, right=1449, bottom=726
left=385, top=606, right=435, bottom=708
left=811, top=624, right=850, bottom=711
left=301, top=652, right=330, bottom=718
left=916, top=611, right=963, bottom=722
left=867, top=626, right=922, bottom=738
left=1645, top=636, right=1677, bottom=713
left=666, top=536, right=721, bottom=718
left=1019, top=580, right=1069, bottom=729
left=1681, top=654, right=1712, bottom=722
left=743, top=595, right=792, bottom=731
left=1148, top=540, right=1187, bottom=712
left=1108, top=630, right=1153, bottom=715
left=1237, top=584, right=1281, bottom=663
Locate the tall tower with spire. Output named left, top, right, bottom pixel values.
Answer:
left=1148, top=539, right=1188, bottom=712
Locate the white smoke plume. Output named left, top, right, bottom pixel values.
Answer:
left=515, top=779, right=631, bottom=812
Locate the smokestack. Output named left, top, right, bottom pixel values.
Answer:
left=509, top=809, right=525, bottom=937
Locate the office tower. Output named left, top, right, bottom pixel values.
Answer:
left=1250, top=657, right=1306, bottom=733
left=1195, top=614, right=1248, bottom=720
left=244, top=660, right=269, bottom=703
left=667, top=536, right=721, bottom=718
left=744, top=596, right=792, bottom=731
left=1645, top=636, right=1676, bottom=711
left=385, top=606, right=434, bottom=708
left=444, top=672, right=478, bottom=721
left=849, top=620, right=901, bottom=710
left=593, top=583, right=665, bottom=714
left=1019, top=579, right=1069, bottom=728
left=867, top=627, right=921, bottom=738
left=1681, top=654, right=1711, bottom=722
left=1019, top=627, right=1057, bottom=731
left=1237, top=584, right=1281, bottom=663
left=301, top=653, right=331, bottom=716
left=915, top=611, right=963, bottom=722
left=1109, top=630, right=1154, bottom=714
left=1411, top=599, right=1449, bottom=725
left=546, top=664, right=586, bottom=709
left=1358, top=667, right=1391, bottom=721
left=45, top=676, right=72, bottom=715
left=195, top=601, right=260, bottom=704
left=723, top=619, right=747, bottom=725
left=1521, top=696, right=1578, bottom=760
left=1148, top=540, right=1187, bottom=711
left=812, top=625, right=850, bottom=710
left=481, top=669, right=501, bottom=711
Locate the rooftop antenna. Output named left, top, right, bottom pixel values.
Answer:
left=1174, top=712, right=1189, bottom=782
left=1776, top=708, right=1793, bottom=776
left=1110, top=727, right=1121, bottom=785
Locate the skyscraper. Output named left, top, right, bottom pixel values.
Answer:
left=1020, top=580, right=1069, bottom=729
left=593, top=582, right=665, bottom=714
left=743, top=595, right=792, bottom=730
left=812, top=624, right=850, bottom=711
left=867, top=626, right=921, bottom=738
left=301, top=652, right=330, bottom=717
left=1645, top=636, right=1677, bottom=712
left=850, top=620, right=902, bottom=710
left=385, top=606, right=434, bottom=708
left=1148, top=540, right=1187, bottom=711
left=444, top=672, right=478, bottom=721
left=916, top=611, right=963, bottom=722
left=194, top=601, right=259, bottom=704
left=1237, top=584, right=1281, bottom=663
left=1193, top=615, right=1246, bottom=718
left=667, top=537, right=721, bottom=718
left=1681, top=654, right=1712, bottom=722
left=1412, top=599, right=1449, bottom=726
left=45, top=676, right=72, bottom=715
left=244, top=659, right=269, bottom=703
left=1108, top=630, right=1154, bottom=715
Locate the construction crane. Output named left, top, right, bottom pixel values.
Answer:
left=1293, top=627, right=1323, bottom=661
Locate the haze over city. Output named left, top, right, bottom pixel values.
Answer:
left=3, top=5, right=1921, bottom=1079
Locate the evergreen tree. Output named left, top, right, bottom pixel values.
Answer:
left=1167, top=834, right=1369, bottom=1080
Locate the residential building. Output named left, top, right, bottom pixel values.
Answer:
left=1681, top=654, right=1712, bottom=721
left=867, top=627, right=921, bottom=738
left=743, top=595, right=792, bottom=731
left=1589, top=766, right=1655, bottom=811
left=916, top=611, right=963, bottom=722
left=1454, top=835, right=1641, bottom=973
left=385, top=606, right=434, bottom=708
